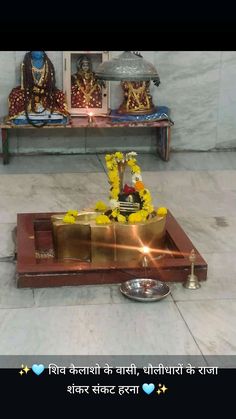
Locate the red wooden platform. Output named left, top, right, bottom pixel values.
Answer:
left=16, top=211, right=207, bottom=288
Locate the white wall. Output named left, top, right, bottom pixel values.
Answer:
left=1, top=51, right=236, bottom=154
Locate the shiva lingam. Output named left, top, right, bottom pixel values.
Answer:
left=51, top=151, right=167, bottom=264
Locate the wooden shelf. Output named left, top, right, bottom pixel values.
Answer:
left=0, top=115, right=173, bottom=164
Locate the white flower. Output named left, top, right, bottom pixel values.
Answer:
left=109, top=199, right=119, bottom=209
left=132, top=173, right=142, bottom=185
left=126, top=151, right=137, bottom=160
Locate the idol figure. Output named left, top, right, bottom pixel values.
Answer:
left=118, top=80, right=155, bottom=115
left=8, top=51, right=69, bottom=126
left=71, top=55, right=104, bottom=109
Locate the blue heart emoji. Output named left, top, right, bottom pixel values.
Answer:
left=142, top=383, right=155, bottom=395
left=32, top=364, right=45, bottom=376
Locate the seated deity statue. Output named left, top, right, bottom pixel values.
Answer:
left=8, top=51, right=69, bottom=126
left=71, top=55, right=104, bottom=109
left=118, top=80, right=155, bottom=115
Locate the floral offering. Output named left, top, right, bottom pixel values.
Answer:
left=62, top=152, right=167, bottom=225
left=94, top=151, right=168, bottom=225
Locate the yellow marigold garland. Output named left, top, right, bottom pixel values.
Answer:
left=93, top=151, right=168, bottom=225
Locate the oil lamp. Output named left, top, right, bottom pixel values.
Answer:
left=88, top=112, right=94, bottom=124
left=141, top=246, right=150, bottom=268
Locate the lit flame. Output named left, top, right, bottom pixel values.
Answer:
left=141, top=246, right=150, bottom=255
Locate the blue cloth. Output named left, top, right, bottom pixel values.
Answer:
left=110, top=106, right=172, bottom=123
left=11, top=117, right=69, bottom=126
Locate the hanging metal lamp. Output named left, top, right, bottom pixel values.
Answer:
left=95, top=51, right=160, bottom=85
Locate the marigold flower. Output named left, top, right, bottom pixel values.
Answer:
left=110, top=188, right=119, bottom=199
left=135, top=181, right=145, bottom=191
left=157, top=207, right=168, bottom=216
left=112, top=179, right=120, bottom=188
left=131, top=164, right=141, bottom=174
left=117, top=214, right=126, bottom=223
left=63, top=214, right=76, bottom=224
left=67, top=209, right=78, bottom=217
left=106, top=161, right=114, bottom=170
left=139, top=188, right=149, bottom=198
left=142, top=194, right=152, bottom=204
left=94, top=201, right=107, bottom=212
left=111, top=208, right=119, bottom=218
left=108, top=171, right=118, bottom=182
left=138, top=209, right=149, bottom=220
left=105, top=154, right=112, bottom=161
left=95, top=215, right=111, bottom=224
left=143, top=204, right=154, bottom=213
left=127, top=159, right=136, bottom=167
left=128, top=212, right=143, bottom=223
left=114, top=151, right=124, bottom=160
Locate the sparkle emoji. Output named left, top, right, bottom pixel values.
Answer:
left=19, top=364, right=30, bottom=375
left=161, top=384, right=168, bottom=393
left=156, top=383, right=168, bottom=395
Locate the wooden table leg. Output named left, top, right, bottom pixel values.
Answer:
left=1, top=128, right=9, bottom=164
left=156, top=126, right=171, bottom=161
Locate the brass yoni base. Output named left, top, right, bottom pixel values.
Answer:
left=51, top=211, right=166, bottom=264
left=16, top=211, right=208, bottom=288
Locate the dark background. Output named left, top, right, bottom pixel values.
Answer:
left=0, top=367, right=235, bottom=410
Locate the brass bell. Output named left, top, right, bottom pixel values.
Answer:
left=183, top=249, right=201, bottom=289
